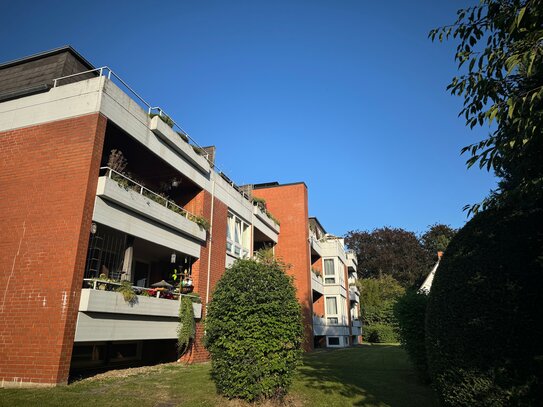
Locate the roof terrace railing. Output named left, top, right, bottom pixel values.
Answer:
left=52, top=67, right=252, bottom=203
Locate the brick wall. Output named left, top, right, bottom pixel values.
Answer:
left=0, top=113, right=106, bottom=386
left=312, top=258, right=324, bottom=317
left=252, top=184, right=313, bottom=350
left=181, top=189, right=228, bottom=363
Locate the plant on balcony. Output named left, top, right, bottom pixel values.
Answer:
left=251, top=196, right=267, bottom=209
left=265, top=209, right=280, bottom=225
left=192, top=145, right=205, bottom=156
left=149, top=112, right=175, bottom=128
left=107, top=149, right=127, bottom=174
left=204, top=257, right=303, bottom=401
left=116, top=280, right=137, bottom=305
left=311, top=268, right=322, bottom=278
left=177, top=296, right=196, bottom=356
left=176, top=131, right=189, bottom=143
left=188, top=214, right=210, bottom=231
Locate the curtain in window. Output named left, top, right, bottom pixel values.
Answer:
left=324, top=259, right=335, bottom=275
left=326, top=297, right=337, bottom=314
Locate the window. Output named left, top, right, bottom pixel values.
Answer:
left=324, top=259, right=336, bottom=284
left=328, top=337, right=340, bottom=346
left=227, top=212, right=250, bottom=258
left=326, top=296, right=338, bottom=325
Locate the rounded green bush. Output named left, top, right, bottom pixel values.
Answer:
left=426, top=206, right=543, bottom=406
left=204, top=258, right=304, bottom=401
left=365, top=324, right=397, bottom=343
left=394, top=291, right=430, bottom=382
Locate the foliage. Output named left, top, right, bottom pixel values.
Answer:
left=264, top=209, right=281, bottom=225
left=192, top=145, right=205, bottom=156
left=178, top=296, right=196, bottom=356
left=430, top=0, right=543, bottom=214
left=365, top=324, right=398, bottom=343
left=251, top=196, right=267, bottom=207
left=345, top=227, right=430, bottom=288
left=394, top=290, right=430, bottom=383
left=149, top=112, right=175, bottom=128
left=107, top=149, right=128, bottom=174
left=116, top=280, right=137, bottom=304
left=420, top=223, right=457, bottom=260
left=204, top=258, right=303, bottom=401
left=425, top=206, right=543, bottom=406
left=176, top=131, right=189, bottom=143
left=359, top=276, right=404, bottom=343
left=187, top=213, right=210, bottom=231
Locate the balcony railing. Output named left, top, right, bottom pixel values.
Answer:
left=82, top=278, right=199, bottom=300
left=100, top=167, right=202, bottom=223
left=52, top=67, right=253, bottom=204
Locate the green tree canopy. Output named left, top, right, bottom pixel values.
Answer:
left=420, top=223, right=457, bottom=259
left=345, top=227, right=429, bottom=288
left=430, top=0, right=543, bottom=213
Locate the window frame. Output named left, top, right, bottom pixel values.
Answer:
left=227, top=212, right=251, bottom=258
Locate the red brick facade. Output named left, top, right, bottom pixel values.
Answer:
left=252, top=184, right=314, bottom=350
left=0, top=114, right=106, bottom=386
left=181, top=190, right=228, bottom=363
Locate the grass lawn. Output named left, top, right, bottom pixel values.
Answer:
left=0, top=345, right=438, bottom=407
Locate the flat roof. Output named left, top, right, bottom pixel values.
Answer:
left=252, top=181, right=307, bottom=190
left=0, top=46, right=95, bottom=70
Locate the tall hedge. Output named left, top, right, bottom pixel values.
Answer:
left=426, top=206, right=543, bottom=406
left=394, top=290, right=429, bottom=382
left=204, top=258, right=304, bottom=401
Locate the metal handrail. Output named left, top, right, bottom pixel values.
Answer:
left=52, top=67, right=253, bottom=204
left=100, top=166, right=199, bottom=220
left=82, top=278, right=200, bottom=300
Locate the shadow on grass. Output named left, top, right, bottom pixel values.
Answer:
left=296, top=345, right=438, bottom=407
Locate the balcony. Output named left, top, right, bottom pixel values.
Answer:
left=312, top=316, right=350, bottom=336
left=311, top=271, right=324, bottom=295
left=309, top=236, right=323, bottom=257
left=351, top=319, right=362, bottom=336
left=149, top=115, right=210, bottom=175
left=253, top=204, right=280, bottom=233
left=346, top=249, right=358, bottom=272
left=75, top=282, right=202, bottom=343
left=95, top=168, right=207, bottom=243
left=349, top=288, right=360, bottom=303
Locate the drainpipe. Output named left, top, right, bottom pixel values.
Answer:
left=205, top=176, right=216, bottom=307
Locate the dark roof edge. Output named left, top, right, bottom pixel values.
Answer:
left=308, top=216, right=327, bottom=234
left=252, top=181, right=307, bottom=190
left=0, top=46, right=95, bottom=70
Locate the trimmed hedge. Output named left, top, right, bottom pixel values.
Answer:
left=365, top=324, right=397, bottom=343
left=426, top=206, right=543, bottom=406
left=394, top=290, right=430, bottom=382
left=204, top=258, right=304, bottom=401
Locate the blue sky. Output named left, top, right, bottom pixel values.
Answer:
left=0, top=0, right=495, bottom=235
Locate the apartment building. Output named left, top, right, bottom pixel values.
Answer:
left=251, top=184, right=361, bottom=349
left=0, top=47, right=359, bottom=387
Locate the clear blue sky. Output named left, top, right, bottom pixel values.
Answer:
left=0, top=0, right=495, bottom=235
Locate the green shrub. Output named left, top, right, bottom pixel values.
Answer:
left=426, top=206, right=543, bottom=406
left=365, top=324, right=397, bottom=343
left=394, top=290, right=430, bottom=382
left=177, top=296, right=195, bottom=355
left=204, top=258, right=304, bottom=401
